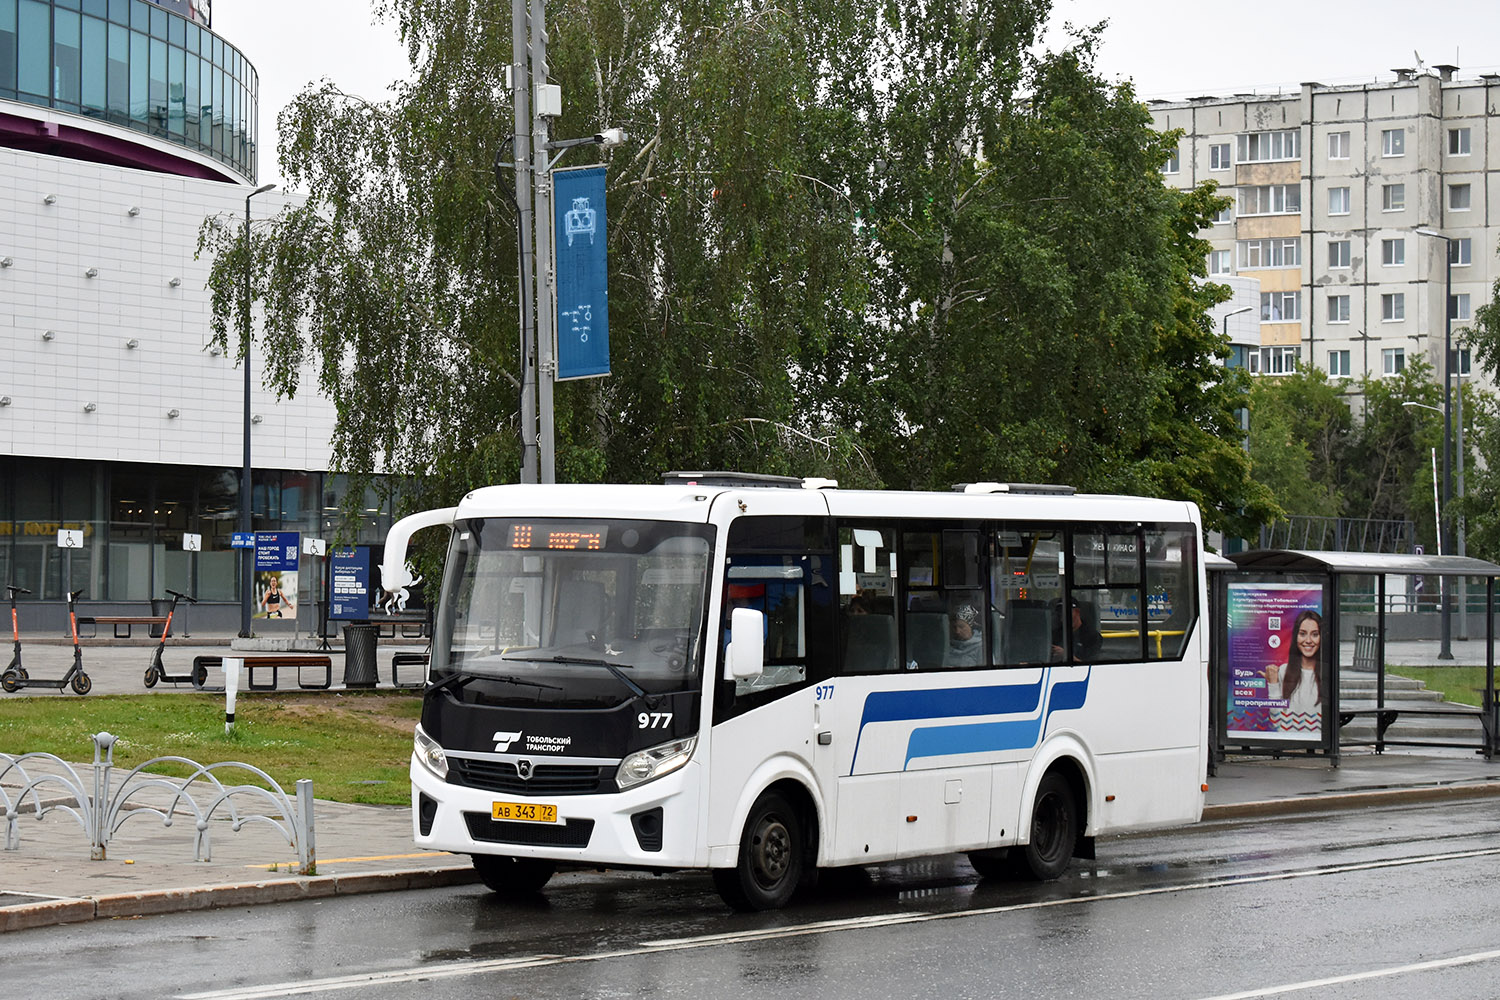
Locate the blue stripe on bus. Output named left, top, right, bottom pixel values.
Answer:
left=851, top=675, right=1045, bottom=771
left=895, top=668, right=1092, bottom=769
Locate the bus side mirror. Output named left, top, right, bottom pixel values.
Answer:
left=725, top=608, right=765, bottom=681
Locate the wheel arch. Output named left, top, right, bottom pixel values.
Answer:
left=1018, top=734, right=1095, bottom=849
left=719, top=757, right=823, bottom=870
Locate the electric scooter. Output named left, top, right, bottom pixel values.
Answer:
left=143, top=589, right=202, bottom=688
left=1, top=589, right=90, bottom=695
left=5, top=585, right=31, bottom=681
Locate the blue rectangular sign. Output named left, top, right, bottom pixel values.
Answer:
left=254, top=532, right=300, bottom=572
left=329, top=547, right=371, bottom=620
left=231, top=532, right=255, bottom=549
left=553, top=164, right=610, bottom=380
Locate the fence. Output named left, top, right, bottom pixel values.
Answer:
left=0, top=732, right=315, bottom=873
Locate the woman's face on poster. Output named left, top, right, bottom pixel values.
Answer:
left=1296, top=618, right=1321, bottom=660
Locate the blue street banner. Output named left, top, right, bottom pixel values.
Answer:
left=553, top=164, right=610, bottom=380
left=230, top=532, right=255, bottom=549
left=254, top=532, right=300, bottom=571
left=329, top=547, right=371, bottom=620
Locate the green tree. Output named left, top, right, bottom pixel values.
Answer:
left=197, top=0, right=1272, bottom=539
left=1343, top=360, right=1443, bottom=548
left=1245, top=367, right=1351, bottom=522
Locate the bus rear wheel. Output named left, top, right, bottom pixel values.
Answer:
left=1010, top=773, right=1077, bottom=881
left=714, top=791, right=804, bottom=912
left=471, top=854, right=556, bottom=895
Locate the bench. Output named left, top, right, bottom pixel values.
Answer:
left=192, top=654, right=333, bottom=691
left=77, top=615, right=171, bottom=639
left=391, top=650, right=429, bottom=688
left=366, top=615, right=430, bottom=640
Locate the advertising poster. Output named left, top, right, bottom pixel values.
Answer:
left=553, top=164, right=610, bottom=380
left=254, top=531, right=299, bottom=620
left=329, top=547, right=371, bottom=621
left=1226, top=582, right=1326, bottom=744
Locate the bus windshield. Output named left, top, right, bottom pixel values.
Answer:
left=431, top=518, right=715, bottom=708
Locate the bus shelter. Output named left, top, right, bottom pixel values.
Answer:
left=1211, top=550, right=1500, bottom=765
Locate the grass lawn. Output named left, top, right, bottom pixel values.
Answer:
left=0, top=692, right=420, bottom=806
left=1388, top=666, right=1495, bottom=709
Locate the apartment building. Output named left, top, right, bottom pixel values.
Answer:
left=1151, top=68, right=1498, bottom=390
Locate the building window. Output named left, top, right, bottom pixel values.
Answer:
left=1261, top=291, right=1301, bottom=322
left=1450, top=293, right=1471, bottom=321
left=1213, top=203, right=1234, bottom=225
left=1238, top=238, right=1301, bottom=269
left=1161, top=146, right=1180, bottom=174
left=1252, top=346, right=1301, bottom=375
left=1210, top=143, right=1232, bottom=170
left=1459, top=348, right=1472, bottom=376
left=1381, top=292, right=1405, bottom=321
left=1451, top=238, right=1472, bottom=266
left=1327, top=131, right=1350, bottom=159
left=1329, top=350, right=1351, bottom=377
left=1382, top=347, right=1405, bottom=375
left=1240, top=184, right=1301, bottom=216
left=1328, top=240, right=1351, bottom=269
left=1381, top=128, right=1405, bottom=156
left=1329, top=187, right=1351, bottom=215
left=1382, top=184, right=1405, bottom=212
left=1328, top=295, right=1350, bottom=323
left=1381, top=238, right=1405, bottom=266
left=1208, top=250, right=1232, bottom=275
left=1448, top=127, right=1471, bottom=156
left=1237, top=130, right=1300, bottom=162
left=1449, top=183, right=1471, bottom=211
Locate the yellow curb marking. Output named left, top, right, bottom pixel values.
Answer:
left=245, top=851, right=454, bottom=869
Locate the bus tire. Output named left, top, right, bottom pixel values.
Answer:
left=714, top=790, right=804, bottom=911
left=1010, top=772, right=1077, bottom=881
left=966, top=848, right=1011, bottom=880
left=471, top=854, right=556, bottom=895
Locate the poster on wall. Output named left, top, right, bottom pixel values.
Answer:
left=1225, top=582, right=1327, bottom=744
left=254, top=531, right=299, bottom=620
left=329, top=548, right=371, bottom=620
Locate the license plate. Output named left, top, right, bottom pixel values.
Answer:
left=491, top=800, right=559, bottom=824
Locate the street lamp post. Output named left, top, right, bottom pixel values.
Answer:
left=241, top=182, right=276, bottom=638
left=1413, top=228, right=1455, bottom=658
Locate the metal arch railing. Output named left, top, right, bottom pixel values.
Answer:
left=0, top=732, right=315, bottom=874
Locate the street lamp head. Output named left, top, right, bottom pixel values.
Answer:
left=250, top=182, right=277, bottom=198
left=1413, top=227, right=1442, bottom=238
left=595, top=128, right=628, bottom=149
left=1226, top=306, right=1253, bottom=317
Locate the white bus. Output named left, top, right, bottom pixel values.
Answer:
left=383, top=473, right=1208, bottom=911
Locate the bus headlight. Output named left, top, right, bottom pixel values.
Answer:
left=414, top=726, right=449, bottom=779
left=616, top=736, right=696, bottom=790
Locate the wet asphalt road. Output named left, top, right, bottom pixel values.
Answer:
left=10, top=798, right=1500, bottom=1000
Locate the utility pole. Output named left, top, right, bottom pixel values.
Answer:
left=511, top=0, right=537, bottom=484
left=530, top=0, right=557, bottom=484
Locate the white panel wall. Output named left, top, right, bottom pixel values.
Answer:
left=0, top=145, right=336, bottom=471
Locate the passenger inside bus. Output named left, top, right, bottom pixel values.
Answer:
left=1052, top=598, right=1103, bottom=662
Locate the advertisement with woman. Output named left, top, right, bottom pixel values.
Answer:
left=1225, top=582, right=1326, bottom=744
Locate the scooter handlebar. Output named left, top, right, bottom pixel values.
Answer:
left=5, top=585, right=31, bottom=597
left=164, top=589, right=198, bottom=604
left=68, top=589, right=85, bottom=603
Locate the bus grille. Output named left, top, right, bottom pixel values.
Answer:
left=448, top=758, right=615, bottom=796
left=464, top=813, right=595, bottom=848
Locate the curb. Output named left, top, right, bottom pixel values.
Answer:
left=1201, top=779, right=1500, bottom=821
left=0, top=865, right=480, bottom=935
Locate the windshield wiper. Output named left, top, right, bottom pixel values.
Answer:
left=428, top=672, right=564, bottom=695
left=543, top=656, right=648, bottom=700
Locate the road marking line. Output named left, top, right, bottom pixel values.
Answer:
left=1192, top=947, right=1500, bottom=999
left=178, top=845, right=1500, bottom=1000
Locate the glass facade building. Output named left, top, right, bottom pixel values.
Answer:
left=0, top=0, right=257, bottom=180
left=0, top=457, right=396, bottom=604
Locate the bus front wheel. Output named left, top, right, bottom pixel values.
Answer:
left=1010, top=772, right=1077, bottom=881
left=714, top=791, right=804, bottom=911
left=471, top=854, right=556, bottom=895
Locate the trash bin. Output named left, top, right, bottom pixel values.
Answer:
left=150, top=599, right=171, bottom=639
left=343, top=624, right=379, bottom=689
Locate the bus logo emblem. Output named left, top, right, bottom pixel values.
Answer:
left=493, top=731, right=522, bottom=752
left=516, top=759, right=533, bottom=780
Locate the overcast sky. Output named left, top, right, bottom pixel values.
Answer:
left=213, top=0, right=1500, bottom=190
